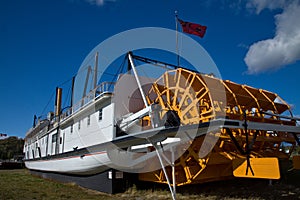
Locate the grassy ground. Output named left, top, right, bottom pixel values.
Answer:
left=0, top=169, right=114, bottom=200
left=1, top=169, right=300, bottom=200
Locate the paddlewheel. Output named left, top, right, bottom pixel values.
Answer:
left=138, top=68, right=300, bottom=185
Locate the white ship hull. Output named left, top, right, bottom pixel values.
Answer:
left=25, top=151, right=110, bottom=175
left=24, top=83, right=117, bottom=175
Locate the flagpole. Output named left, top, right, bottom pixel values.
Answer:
left=175, top=10, right=179, bottom=68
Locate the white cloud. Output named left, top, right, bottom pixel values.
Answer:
left=246, top=0, right=288, bottom=14
left=86, top=0, right=104, bottom=6
left=85, top=0, right=116, bottom=6
left=244, top=0, right=300, bottom=74
left=237, top=43, right=249, bottom=50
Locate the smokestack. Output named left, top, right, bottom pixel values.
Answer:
left=33, top=115, right=37, bottom=127
left=55, top=87, right=62, bottom=118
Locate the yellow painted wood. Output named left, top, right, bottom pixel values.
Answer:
left=233, top=158, right=280, bottom=179
left=139, top=68, right=296, bottom=185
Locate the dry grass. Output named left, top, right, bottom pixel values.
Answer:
left=1, top=169, right=300, bottom=200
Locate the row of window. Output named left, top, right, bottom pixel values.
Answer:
left=51, top=133, right=62, bottom=144
left=25, top=109, right=104, bottom=159
left=70, top=109, right=103, bottom=133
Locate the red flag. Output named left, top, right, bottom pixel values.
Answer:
left=178, top=19, right=207, bottom=38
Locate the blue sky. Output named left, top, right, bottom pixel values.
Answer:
left=1, top=0, right=300, bottom=138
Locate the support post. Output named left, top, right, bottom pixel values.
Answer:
left=152, top=143, right=176, bottom=200
left=171, top=147, right=176, bottom=199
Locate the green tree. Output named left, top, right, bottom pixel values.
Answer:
left=0, top=137, right=24, bottom=160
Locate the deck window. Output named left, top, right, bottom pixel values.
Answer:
left=99, top=109, right=103, bottom=121
left=87, top=115, right=90, bottom=126
left=37, top=147, right=41, bottom=158
left=52, top=134, right=57, bottom=143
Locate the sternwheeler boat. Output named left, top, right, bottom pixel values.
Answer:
left=24, top=51, right=300, bottom=196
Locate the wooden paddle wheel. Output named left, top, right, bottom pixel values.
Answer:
left=138, top=67, right=300, bottom=185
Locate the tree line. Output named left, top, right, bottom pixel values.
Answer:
left=0, top=137, right=24, bottom=160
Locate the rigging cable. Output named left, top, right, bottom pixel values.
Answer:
left=40, top=91, right=55, bottom=119
left=62, top=86, right=71, bottom=109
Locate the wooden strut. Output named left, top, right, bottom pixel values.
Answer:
left=249, top=130, right=259, bottom=150
left=226, top=128, right=245, bottom=155
left=226, top=115, right=256, bottom=177
left=132, top=61, right=299, bottom=185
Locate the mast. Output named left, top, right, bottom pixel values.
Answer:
left=70, top=76, right=75, bottom=110
left=81, top=66, right=92, bottom=106
left=93, top=52, right=99, bottom=89
left=175, top=10, right=179, bottom=68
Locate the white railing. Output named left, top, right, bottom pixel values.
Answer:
left=61, top=82, right=114, bottom=120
